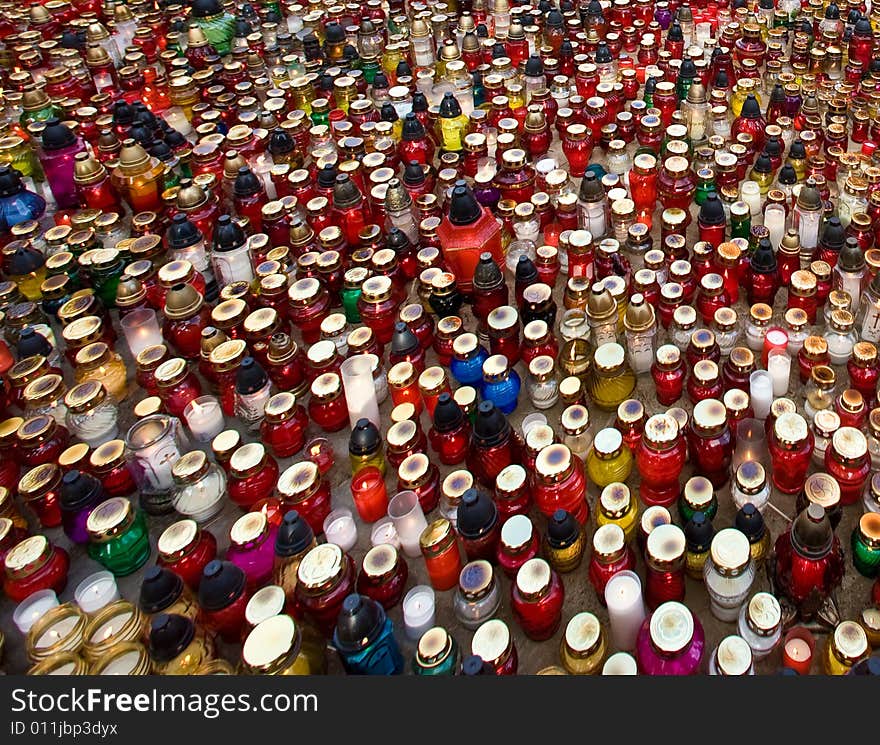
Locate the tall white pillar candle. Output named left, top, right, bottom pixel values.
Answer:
left=604, top=570, right=646, bottom=651
left=340, top=355, right=381, bottom=429
left=749, top=370, right=774, bottom=419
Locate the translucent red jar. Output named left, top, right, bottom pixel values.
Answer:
left=769, top=413, right=814, bottom=495
left=496, top=514, right=540, bottom=579
left=308, top=373, right=349, bottom=432
left=433, top=316, right=463, bottom=366
left=18, top=461, right=63, bottom=528
left=418, top=367, right=450, bottom=417
left=588, top=524, right=638, bottom=606
left=356, top=543, right=408, bottom=610
left=3, top=534, right=70, bottom=602
left=288, top=277, right=331, bottom=344
left=824, top=427, right=871, bottom=506
left=397, top=453, right=440, bottom=514
left=487, top=306, right=521, bottom=364
left=645, top=523, right=687, bottom=609
left=657, top=156, right=696, bottom=211
left=260, top=392, right=309, bottom=459
left=227, top=444, right=279, bottom=510
left=357, top=275, right=401, bottom=345
left=493, top=464, right=532, bottom=520
left=419, top=518, right=464, bottom=591
left=848, top=342, right=879, bottom=404
left=157, top=519, right=218, bottom=589
left=722, top=348, right=756, bottom=393
left=388, top=362, right=423, bottom=414
left=511, top=558, right=565, bottom=641
left=155, top=358, right=203, bottom=418
left=277, top=461, right=332, bottom=537
left=533, top=443, right=589, bottom=525
left=135, top=344, right=169, bottom=396
left=16, top=415, right=70, bottom=468
left=197, top=559, right=251, bottom=643
left=687, top=360, right=723, bottom=404
left=797, top=336, right=831, bottom=384
left=293, top=543, right=356, bottom=637
left=687, top=399, right=734, bottom=488
left=651, top=345, right=686, bottom=405
left=162, top=284, right=211, bottom=359
left=637, top=413, right=687, bottom=507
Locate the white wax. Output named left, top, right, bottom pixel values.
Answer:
left=785, top=638, right=811, bottom=662
left=74, top=571, right=120, bottom=615
left=767, top=352, right=791, bottom=398
left=370, top=518, right=401, bottom=550
left=340, top=355, right=380, bottom=430
left=602, top=652, right=638, bottom=675
left=323, top=510, right=358, bottom=553
left=120, top=308, right=163, bottom=358
left=184, top=396, right=226, bottom=443
left=403, top=586, right=436, bottom=641
left=749, top=371, right=774, bottom=420
left=740, top=181, right=762, bottom=218
left=13, top=590, right=59, bottom=635
left=604, top=571, right=646, bottom=652
left=764, top=204, right=786, bottom=251
left=388, top=491, right=428, bottom=558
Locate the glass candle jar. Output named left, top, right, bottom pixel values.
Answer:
left=18, top=463, right=63, bottom=529
left=511, top=558, right=565, bottom=641
left=356, top=544, right=408, bottom=610
left=293, top=543, right=356, bottom=638
left=413, top=627, right=460, bottom=677
left=226, top=512, right=278, bottom=591
left=636, top=414, right=686, bottom=507
left=850, top=513, right=880, bottom=578
left=86, top=497, right=150, bottom=577
left=645, top=523, right=687, bottom=609
left=470, top=618, right=518, bottom=675
left=588, top=523, right=637, bottom=605
left=768, top=412, right=814, bottom=495
left=560, top=612, right=608, bottom=675
left=64, top=380, right=118, bottom=448
left=635, top=601, right=705, bottom=676
left=679, top=475, right=718, bottom=524
left=16, top=415, right=70, bottom=468
left=825, top=427, right=871, bottom=506
left=419, top=518, right=463, bottom=591
left=587, top=342, right=636, bottom=410
left=736, top=592, right=782, bottom=662
left=228, top=443, right=280, bottom=511
left=704, top=528, right=756, bottom=622
left=687, top=399, right=733, bottom=487
left=260, top=392, right=309, bottom=459
left=157, top=520, right=217, bottom=590
left=534, top=443, right=589, bottom=525
left=496, top=514, right=540, bottom=579
left=3, top=535, right=69, bottom=602
left=124, top=414, right=187, bottom=515
left=453, top=560, right=502, bottom=629
left=276, top=461, right=331, bottom=536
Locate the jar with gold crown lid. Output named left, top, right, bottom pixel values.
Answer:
left=74, top=342, right=127, bottom=402
left=110, top=139, right=166, bottom=213
left=86, top=497, right=150, bottom=577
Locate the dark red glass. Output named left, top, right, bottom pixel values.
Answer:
left=510, top=565, right=565, bottom=641
left=651, top=358, right=686, bottom=405
left=260, top=406, right=309, bottom=459
left=293, top=553, right=356, bottom=637
left=2, top=541, right=69, bottom=602
left=164, top=308, right=211, bottom=360
left=637, top=436, right=687, bottom=507
left=825, top=443, right=871, bottom=506
left=588, top=544, right=637, bottom=606
left=768, top=427, right=814, bottom=494
left=228, top=456, right=280, bottom=509
left=496, top=525, right=540, bottom=579
left=158, top=527, right=217, bottom=590
left=201, top=584, right=251, bottom=642
left=356, top=550, right=408, bottom=610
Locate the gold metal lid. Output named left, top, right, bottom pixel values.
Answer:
left=734, top=461, right=766, bottom=494
left=832, top=426, right=868, bottom=460
left=86, top=497, right=134, bottom=541
left=171, top=450, right=209, bottom=482
left=386, top=420, right=417, bottom=449
left=399, top=453, right=430, bottom=484
left=230, top=443, right=266, bottom=474
left=693, top=398, right=726, bottom=430
left=749, top=303, right=772, bottom=323
left=684, top=475, right=715, bottom=509
left=649, top=601, right=694, bottom=654
left=362, top=544, right=399, bottom=579
left=230, top=512, right=268, bottom=547
left=644, top=413, right=678, bottom=445
left=420, top=518, right=454, bottom=552
left=692, top=359, right=719, bottom=383
left=723, top=388, right=750, bottom=414
left=536, top=443, right=572, bottom=478
left=242, top=614, right=299, bottom=671
left=833, top=621, right=868, bottom=663
left=64, top=380, right=107, bottom=412
left=747, top=592, right=781, bottom=635
left=564, top=611, right=601, bottom=656
left=443, top=469, right=474, bottom=502
left=599, top=483, right=631, bottom=517
left=715, top=635, right=753, bottom=676
left=4, top=534, right=51, bottom=577
left=278, top=461, right=319, bottom=498
left=471, top=618, right=510, bottom=663
left=515, top=557, right=551, bottom=597
left=594, top=342, right=625, bottom=371
left=710, top=527, right=751, bottom=573
left=310, top=372, right=341, bottom=399
left=297, top=543, right=344, bottom=590
left=158, top=519, right=199, bottom=558
left=417, top=627, right=453, bottom=668
left=775, top=412, right=809, bottom=445
left=593, top=523, right=625, bottom=558
left=487, top=305, right=518, bottom=331
left=211, top=430, right=241, bottom=459
left=647, top=523, right=686, bottom=563
left=132, top=398, right=162, bottom=418
left=803, top=472, right=841, bottom=509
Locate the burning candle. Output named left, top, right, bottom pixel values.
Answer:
left=762, top=327, right=788, bottom=366
left=782, top=627, right=815, bottom=675
left=120, top=308, right=164, bottom=358
left=12, top=589, right=59, bottom=635
left=604, top=570, right=646, bottom=651
left=767, top=348, right=791, bottom=398
left=403, top=584, right=435, bottom=641
left=351, top=466, right=388, bottom=523
left=183, top=395, right=225, bottom=443
left=323, top=508, right=358, bottom=552
left=749, top=370, right=773, bottom=420
left=73, top=571, right=119, bottom=615
left=370, top=518, right=401, bottom=550
left=387, top=489, right=428, bottom=558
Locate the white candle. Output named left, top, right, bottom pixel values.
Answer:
left=13, top=589, right=59, bottom=635
left=740, top=181, right=763, bottom=219
left=602, top=651, right=638, bottom=675
left=119, top=308, right=163, bottom=358
left=74, top=571, right=120, bottom=615
left=785, top=638, right=811, bottom=661
left=767, top=350, right=791, bottom=398
left=387, top=490, right=428, bottom=558
left=403, top=585, right=436, bottom=641
left=604, top=570, right=646, bottom=652
left=183, top=396, right=226, bottom=443
left=340, top=355, right=381, bottom=429
left=323, top=508, right=358, bottom=552
left=370, top=517, right=400, bottom=550
left=764, top=203, right=786, bottom=250
left=749, top=370, right=774, bottom=419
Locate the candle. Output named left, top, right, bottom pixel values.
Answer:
left=73, top=570, right=120, bottom=615
left=120, top=308, right=163, bottom=358
left=370, top=517, right=401, bottom=550
left=782, top=627, right=815, bottom=675
left=749, top=370, right=773, bottom=420
left=402, top=584, right=436, bottom=641
left=604, top=570, right=646, bottom=651
left=740, top=181, right=762, bottom=218
left=340, top=355, right=381, bottom=429
left=602, top=651, right=638, bottom=675
left=767, top=348, right=791, bottom=398
left=764, top=203, right=786, bottom=250
left=731, top=418, right=770, bottom=471
left=183, top=395, right=226, bottom=443
left=762, top=327, right=788, bottom=366
left=12, top=589, right=59, bottom=635
left=323, top=507, right=358, bottom=552
left=351, top=466, right=388, bottom=523
left=388, top=489, right=429, bottom=558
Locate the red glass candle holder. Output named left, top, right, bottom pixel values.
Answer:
left=351, top=466, right=388, bottom=523
left=782, top=626, right=815, bottom=675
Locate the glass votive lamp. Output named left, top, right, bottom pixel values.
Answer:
left=351, top=466, right=388, bottom=523
left=182, top=395, right=225, bottom=443
left=120, top=307, right=163, bottom=358
left=13, top=588, right=59, bottom=635
left=388, top=489, right=428, bottom=558
left=323, top=508, right=358, bottom=552
left=73, top=570, right=119, bottom=615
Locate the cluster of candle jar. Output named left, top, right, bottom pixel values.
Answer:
left=3, top=0, right=880, bottom=676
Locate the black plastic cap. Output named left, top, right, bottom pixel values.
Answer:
left=213, top=214, right=246, bottom=252
left=515, top=254, right=539, bottom=284
left=679, top=58, right=696, bottom=78
left=524, top=54, right=543, bottom=77
left=349, top=418, right=381, bottom=456
left=547, top=509, right=580, bottom=548
left=789, top=140, right=807, bottom=160
left=764, top=137, right=781, bottom=159
left=448, top=181, right=482, bottom=226
left=595, top=42, right=612, bottom=64
left=41, top=118, right=76, bottom=151
left=149, top=613, right=195, bottom=662
left=578, top=171, right=604, bottom=201
left=166, top=213, right=202, bottom=250
left=112, top=100, right=133, bottom=126
left=372, top=72, right=390, bottom=90
left=750, top=238, right=777, bottom=273
left=735, top=503, right=766, bottom=541
left=396, top=60, right=412, bottom=78
left=380, top=102, right=398, bottom=123
left=139, top=565, right=184, bottom=614
left=778, top=165, right=797, bottom=185
left=324, top=21, right=346, bottom=43
left=391, top=321, right=419, bottom=357
left=0, top=164, right=23, bottom=197
left=684, top=512, right=715, bottom=552
left=401, top=112, right=425, bottom=141
left=275, top=510, right=315, bottom=557
left=403, top=160, right=426, bottom=186
left=856, top=15, right=873, bottom=35
left=439, top=91, right=462, bottom=118
left=457, top=488, right=498, bottom=539
left=741, top=94, right=761, bottom=118
left=547, top=9, right=564, bottom=26
left=317, top=163, right=338, bottom=189
left=839, top=237, right=866, bottom=272
left=333, top=173, right=362, bottom=209
left=491, top=42, right=507, bottom=59
left=825, top=1, right=839, bottom=19
left=59, top=469, right=104, bottom=512
left=432, top=392, right=465, bottom=432
left=714, top=69, right=729, bottom=89
left=386, top=227, right=411, bottom=252
left=149, top=140, right=173, bottom=161
left=198, top=560, right=247, bottom=611
left=473, top=252, right=504, bottom=290
left=821, top=216, right=845, bottom=250
left=235, top=356, right=268, bottom=395
left=17, top=326, right=52, bottom=359
left=269, top=129, right=294, bottom=156
left=412, top=91, right=428, bottom=112
left=191, top=0, right=224, bottom=17
left=234, top=17, right=254, bottom=37
left=752, top=153, right=772, bottom=174
left=332, top=593, right=386, bottom=653
left=667, top=21, right=683, bottom=41
left=472, top=400, right=510, bottom=446
left=233, top=166, right=262, bottom=197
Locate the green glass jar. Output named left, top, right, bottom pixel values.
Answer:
left=850, top=513, right=880, bottom=577
left=342, top=267, right=368, bottom=323
left=586, top=428, right=633, bottom=488
left=585, top=343, right=636, bottom=411
left=694, top=167, right=716, bottom=206
left=678, top=475, right=718, bottom=523
left=86, top=497, right=151, bottom=576
left=310, top=99, right=330, bottom=127
left=0, top=136, right=39, bottom=179
left=193, top=12, right=236, bottom=56
left=88, top=249, right=125, bottom=308
left=361, top=58, right=380, bottom=85
left=413, top=626, right=460, bottom=676
left=730, top=201, right=751, bottom=240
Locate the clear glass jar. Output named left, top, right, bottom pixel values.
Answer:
left=671, top=305, right=697, bottom=352
left=708, top=635, right=755, bottom=676
left=737, top=592, right=782, bottom=661
left=452, top=559, right=501, bottom=630
left=64, top=380, right=118, bottom=448
left=824, top=309, right=857, bottom=365
left=713, top=307, right=739, bottom=357
left=731, top=461, right=770, bottom=513
left=171, top=451, right=227, bottom=524
left=744, top=303, right=772, bottom=351
left=525, top=355, right=559, bottom=409
left=703, top=528, right=756, bottom=622
left=785, top=308, right=810, bottom=356
left=811, top=409, right=841, bottom=467
left=561, top=405, right=592, bottom=459
left=804, top=365, right=837, bottom=421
